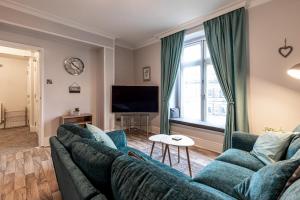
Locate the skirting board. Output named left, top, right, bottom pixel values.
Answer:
left=43, top=136, right=51, bottom=147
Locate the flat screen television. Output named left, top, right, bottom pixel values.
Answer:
left=112, top=86, right=159, bottom=113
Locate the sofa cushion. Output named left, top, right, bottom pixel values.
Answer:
left=251, top=131, right=293, bottom=165
left=86, top=124, right=117, bottom=149
left=71, top=139, right=123, bottom=199
left=279, top=179, right=300, bottom=200
left=234, top=159, right=300, bottom=200
left=61, top=124, right=96, bottom=139
left=111, top=155, right=236, bottom=200
left=216, top=149, right=265, bottom=171
left=50, top=137, right=105, bottom=200
left=193, top=160, right=254, bottom=198
left=57, top=126, right=82, bottom=151
left=119, top=146, right=190, bottom=179
left=286, top=134, right=300, bottom=159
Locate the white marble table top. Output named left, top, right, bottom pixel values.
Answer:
left=149, top=134, right=195, bottom=147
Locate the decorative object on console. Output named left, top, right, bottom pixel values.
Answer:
left=72, top=107, right=80, bottom=115
left=287, top=63, right=300, bottom=79
left=143, top=66, right=151, bottom=81
left=64, top=57, right=84, bottom=75
left=60, top=113, right=92, bottom=127
left=69, top=82, right=81, bottom=93
left=278, top=38, right=293, bottom=58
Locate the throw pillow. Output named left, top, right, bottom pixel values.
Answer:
left=277, top=166, right=300, bottom=199
left=86, top=124, right=117, bottom=149
left=291, top=149, right=300, bottom=160
left=234, top=159, right=300, bottom=200
left=71, top=139, right=122, bottom=199
left=251, top=131, right=293, bottom=164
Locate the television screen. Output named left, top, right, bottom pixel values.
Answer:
left=112, top=86, right=159, bottom=113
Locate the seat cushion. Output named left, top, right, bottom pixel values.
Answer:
left=111, top=155, right=236, bottom=200
left=193, top=160, right=254, bottom=198
left=286, top=134, right=300, bottom=159
left=71, top=139, right=123, bottom=199
left=234, top=159, right=300, bottom=200
left=216, top=149, right=265, bottom=171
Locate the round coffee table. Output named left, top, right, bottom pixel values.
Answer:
left=149, top=134, right=195, bottom=177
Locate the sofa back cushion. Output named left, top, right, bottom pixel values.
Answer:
left=286, top=134, right=300, bottom=159
left=71, top=139, right=123, bottom=199
left=57, top=124, right=95, bottom=150
left=234, top=159, right=300, bottom=200
left=50, top=137, right=106, bottom=200
left=111, top=155, right=235, bottom=200
left=279, top=179, right=300, bottom=200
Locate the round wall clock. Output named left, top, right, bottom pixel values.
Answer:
left=64, top=57, right=84, bottom=75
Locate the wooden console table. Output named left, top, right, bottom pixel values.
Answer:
left=60, top=113, right=92, bottom=127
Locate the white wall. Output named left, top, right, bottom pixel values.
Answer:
left=0, top=24, right=111, bottom=139
left=0, top=55, right=28, bottom=111
left=115, top=46, right=135, bottom=85
left=248, top=0, right=300, bottom=133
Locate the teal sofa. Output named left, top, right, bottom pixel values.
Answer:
left=50, top=124, right=300, bottom=200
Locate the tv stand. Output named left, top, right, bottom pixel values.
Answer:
left=120, top=113, right=149, bottom=137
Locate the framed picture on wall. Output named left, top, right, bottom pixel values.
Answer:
left=143, top=66, right=151, bottom=81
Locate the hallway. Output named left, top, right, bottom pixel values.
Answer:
left=0, top=127, right=38, bottom=154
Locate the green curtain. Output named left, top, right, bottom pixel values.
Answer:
left=204, top=8, right=249, bottom=151
left=160, top=31, right=185, bottom=134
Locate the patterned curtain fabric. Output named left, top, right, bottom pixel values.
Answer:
left=160, top=31, right=185, bottom=134
left=204, top=8, right=249, bottom=151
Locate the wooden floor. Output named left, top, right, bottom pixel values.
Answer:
left=0, top=127, right=38, bottom=154
left=0, top=147, right=61, bottom=200
left=127, top=130, right=218, bottom=176
left=0, top=129, right=218, bottom=200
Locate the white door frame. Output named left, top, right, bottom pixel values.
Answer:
left=0, top=39, right=45, bottom=147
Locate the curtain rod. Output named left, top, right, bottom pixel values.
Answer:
left=156, top=0, right=248, bottom=39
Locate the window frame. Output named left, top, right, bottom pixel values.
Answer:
left=173, top=36, right=224, bottom=130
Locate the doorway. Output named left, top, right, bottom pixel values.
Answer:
left=0, top=42, right=42, bottom=153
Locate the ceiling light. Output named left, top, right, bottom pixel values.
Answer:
left=287, top=63, right=300, bottom=79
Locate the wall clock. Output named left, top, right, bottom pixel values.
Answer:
left=64, top=57, right=84, bottom=75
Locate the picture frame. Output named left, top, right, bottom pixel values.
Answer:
left=69, top=82, right=81, bottom=93
left=143, top=66, right=151, bottom=81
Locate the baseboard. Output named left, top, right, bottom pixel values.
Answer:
left=43, top=136, right=51, bottom=147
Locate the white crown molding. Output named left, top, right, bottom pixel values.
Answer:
left=134, top=37, right=160, bottom=50
left=0, top=0, right=117, bottom=40
left=115, top=40, right=134, bottom=50
left=134, top=0, right=273, bottom=50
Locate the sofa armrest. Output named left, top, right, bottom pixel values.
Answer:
left=232, top=131, right=258, bottom=152
left=106, top=130, right=127, bottom=149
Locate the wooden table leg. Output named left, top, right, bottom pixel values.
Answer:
left=178, top=146, right=180, bottom=163
left=161, top=143, right=164, bottom=156
left=162, top=144, right=168, bottom=163
left=150, top=142, right=155, bottom=158
left=167, top=145, right=172, bottom=167
left=186, top=147, right=192, bottom=177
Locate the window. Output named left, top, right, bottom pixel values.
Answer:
left=173, top=36, right=227, bottom=128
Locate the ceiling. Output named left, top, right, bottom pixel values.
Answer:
left=5, top=0, right=237, bottom=48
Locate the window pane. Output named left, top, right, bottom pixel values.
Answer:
left=182, top=44, right=201, bottom=64
left=206, top=64, right=227, bottom=127
left=181, top=65, right=201, bottom=120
